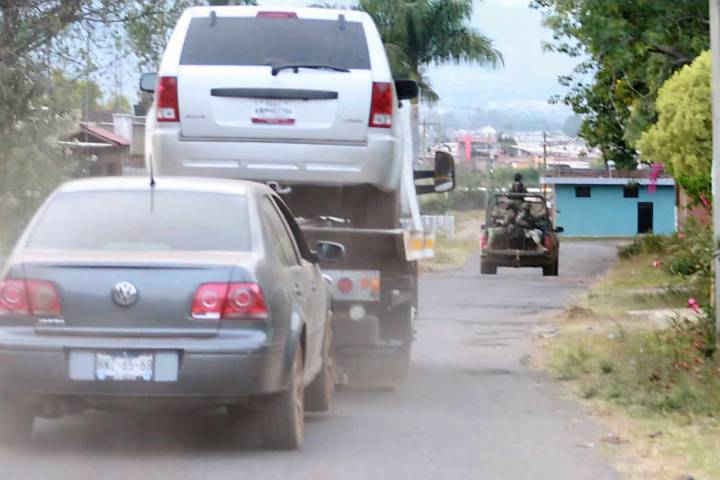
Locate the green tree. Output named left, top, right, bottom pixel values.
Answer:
left=360, top=0, right=502, bottom=102
left=531, top=0, right=709, bottom=168
left=638, top=51, right=711, bottom=209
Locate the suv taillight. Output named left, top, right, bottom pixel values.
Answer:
left=0, top=279, right=61, bottom=316
left=156, top=76, right=179, bottom=122
left=191, top=283, right=268, bottom=320
left=369, top=82, right=393, bottom=128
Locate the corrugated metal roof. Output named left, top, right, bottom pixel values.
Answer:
left=77, top=123, right=130, bottom=146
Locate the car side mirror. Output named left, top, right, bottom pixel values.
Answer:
left=414, top=150, right=456, bottom=195
left=555, top=226, right=564, bottom=233
left=140, top=73, right=157, bottom=93
left=314, top=241, right=345, bottom=263
left=395, top=79, right=419, bottom=101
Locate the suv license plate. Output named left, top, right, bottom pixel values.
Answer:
left=252, top=100, right=295, bottom=125
left=96, top=352, right=154, bottom=381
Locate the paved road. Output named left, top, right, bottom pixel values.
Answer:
left=1, top=241, right=620, bottom=480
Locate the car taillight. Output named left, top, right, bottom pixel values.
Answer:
left=191, top=283, right=268, bottom=320
left=544, top=234, right=554, bottom=252
left=156, top=76, right=179, bottom=122
left=0, top=279, right=62, bottom=316
left=480, top=232, right=489, bottom=249
left=257, top=11, right=297, bottom=18
left=337, top=278, right=354, bottom=294
left=27, top=280, right=62, bottom=316
left=369, top=82, right=393, bottom=128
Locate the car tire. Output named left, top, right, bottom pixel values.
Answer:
left=305, top=314, right=336, bottom=412
left=0, top=400, right=33, bottom=444
left=480, top=261, right=497, bottom=275
left=262, top=346, right=304, bottom=450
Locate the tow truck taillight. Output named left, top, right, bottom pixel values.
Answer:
left=257, top=11, right=298, bottom=18
left=369, top=82, right=393, bottom=128
left=156, top=76, right=179, bottom=122
left=0, top=279, right=61, bottom=316
left=191, top=283, right=268, bottom=320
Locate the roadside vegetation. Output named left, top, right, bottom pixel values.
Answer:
left=541, top=223, right=719, bottom=479
left=420, top=209, right=481, bottom=272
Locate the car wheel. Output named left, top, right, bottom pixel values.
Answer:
left=480, top=261, right=497, bottom=275
left=262, top=346, right=304, bottom=449
left=0, top=400, right=34, bottom=444
left=305, top=313, right=336, bottom=412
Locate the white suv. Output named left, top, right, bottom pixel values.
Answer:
left=141, top=6, right=418, bottom=192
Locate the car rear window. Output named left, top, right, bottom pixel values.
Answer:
left=180, top=16, right=371, bottom=69
left=26, top=191, right=251, bottom=252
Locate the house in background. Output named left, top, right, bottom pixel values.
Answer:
left=61, top=114, right=147, bottom=176
left=541, top=169, right=676, bottom=237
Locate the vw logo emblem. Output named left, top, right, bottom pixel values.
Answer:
left=112, top=281, right=138, bottom=307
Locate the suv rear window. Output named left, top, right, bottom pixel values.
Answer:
left=180, top=17, right=371, bottom=69
left=27, top=191, right=251, bottom=252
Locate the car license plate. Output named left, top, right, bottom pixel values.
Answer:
left=96, top=352, right=154, bottom=381
left=252, top=100, right=295, bottom=125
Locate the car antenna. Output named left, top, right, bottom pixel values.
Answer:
left=149, top=157, right=156, bottom=212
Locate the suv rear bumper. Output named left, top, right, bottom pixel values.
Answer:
left=481, top=249, right=555, bottom=268
left=149, top=126, right=402, bottom=192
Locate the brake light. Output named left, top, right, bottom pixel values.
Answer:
left=0, top=279, right=62, bottom=316
left=544, top=234, right=555, bottom=252
left=369, top=82, right=393, bottom=128
left=480, top=232, right=489, bottom=249
left=257, top=11, right=298, bottom=18
left=27, top=280, right=62, bottom=316
left=0, top=279, right=29, bottom=315
left=224, top=283, right=268, bottom=319
left=156, top=76, right=179, bottom=122
left=191, top=283, right=268, bottom=320
left=337, top=278, right=354, bottom=294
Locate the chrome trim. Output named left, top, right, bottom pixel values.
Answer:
left=178, top=135, right=368, bottom=147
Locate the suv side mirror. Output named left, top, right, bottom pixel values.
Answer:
left=414, top=150, right=457, bottom=195
left=395, top=80, right=419, bottom=101
left=314, top=241, right=345, bottom=263
left=555, top=226, right=565, bottom=233
left=140, top=73, right=157, bottom=93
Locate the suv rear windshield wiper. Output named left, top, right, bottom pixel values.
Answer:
left=271, top=63, right=351, bottom=76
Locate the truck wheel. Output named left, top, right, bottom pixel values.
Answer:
left=0, top=400, right=33, bottom=444
left=543, top=260, right=559, bottom=277
left=480, top=261, right=497, bottom=275
left=305, top=315, right=336, bottom=412
left=262, top=346, right=304, bottom=449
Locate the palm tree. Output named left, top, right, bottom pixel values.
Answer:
left=359, top=0, right=502, bottom=103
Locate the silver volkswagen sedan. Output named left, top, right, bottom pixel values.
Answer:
left=0, top=177, right=342, bottom=449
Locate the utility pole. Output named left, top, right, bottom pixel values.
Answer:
left=710, top=0, right=720, bottom=343
left=543, top=131, right=548, bottom=196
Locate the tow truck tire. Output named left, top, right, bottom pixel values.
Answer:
left=262, top=347, right=304, bottom=450
left=305, top=315, right=336, bottom=412
left=480, top=261, right=497, bottom=275
left=0, top=400, right=33, bottom=444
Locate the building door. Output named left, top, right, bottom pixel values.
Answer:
left=638, top=202, right=654, bottom=234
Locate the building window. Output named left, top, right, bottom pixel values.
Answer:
left=623, top=184, right=639, bottom=198
left=575, top=186, right=591, bottom=198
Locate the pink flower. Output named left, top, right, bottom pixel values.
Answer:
left=700, top=193, right=711, bottom=209
left=678, top=232, right=686, bottom=241
left=648, top=163, right=664, bottom=194
left=687, top=298, right=700, bottom=312
left=652, top=260, right=662, bottom=268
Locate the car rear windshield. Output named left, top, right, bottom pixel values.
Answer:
left=180, top=16, right=371, bottom=69
left=26, top=191, right=251, bottom=252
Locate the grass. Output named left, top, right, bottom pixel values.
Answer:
left=540, top=248, right=720, bottom=479
left=420, top=209, right=482, bottom=272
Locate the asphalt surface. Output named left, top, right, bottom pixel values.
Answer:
left=1, top=241, right=621, bottom=480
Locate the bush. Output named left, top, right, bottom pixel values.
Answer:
left=617, top=234, right=669, bottom=258
left=420, top=188, right=486, bottom=214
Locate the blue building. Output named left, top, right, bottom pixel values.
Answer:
left=541, top=170, right=676, bottom=237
